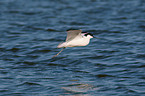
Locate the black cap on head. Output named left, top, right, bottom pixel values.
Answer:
left=84, top=33, right=94, bottom=37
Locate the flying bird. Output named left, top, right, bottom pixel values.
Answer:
left=52, top=29, right=95, bottom=58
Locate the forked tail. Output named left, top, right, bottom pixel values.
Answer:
left=52, top=48, right=65, bottom=58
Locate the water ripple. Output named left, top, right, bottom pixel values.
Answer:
left=0, top=0, right=145, bottom=96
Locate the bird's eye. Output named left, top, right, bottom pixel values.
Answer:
left=84, top=34, right=88, bottom=36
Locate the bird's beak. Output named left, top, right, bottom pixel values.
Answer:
left=93, top=36, right=98, bottom=39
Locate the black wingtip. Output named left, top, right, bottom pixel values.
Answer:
left=66, top=28, right=81, bottom=31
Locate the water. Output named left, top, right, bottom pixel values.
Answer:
left=0, top=0, right=145, bottom=96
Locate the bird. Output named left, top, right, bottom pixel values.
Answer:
left=52, top=29, right=95, bottom=58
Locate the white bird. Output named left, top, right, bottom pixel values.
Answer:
left=52, top=29, right=95, bottom=58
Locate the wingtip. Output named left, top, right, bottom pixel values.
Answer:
left=66, top=29, right=82, bottom=31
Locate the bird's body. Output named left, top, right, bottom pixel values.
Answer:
left=57, top=35, right=91, bottom=48
left=57, top=29, right=93, bottom=48
left=52, top=29, right=94, bottom=58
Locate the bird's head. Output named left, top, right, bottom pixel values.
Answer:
left=82, top=33, right=94, bottom=39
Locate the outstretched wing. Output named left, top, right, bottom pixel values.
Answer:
left=66, top=29, right=82, bottom=42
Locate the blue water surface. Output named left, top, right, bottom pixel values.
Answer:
left=0, top=0, right=145, bottom=96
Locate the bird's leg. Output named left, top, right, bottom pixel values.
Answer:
left=52, top=48, right=65, bottom=58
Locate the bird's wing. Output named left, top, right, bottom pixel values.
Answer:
left=66, top=30, right=82, bottom=42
